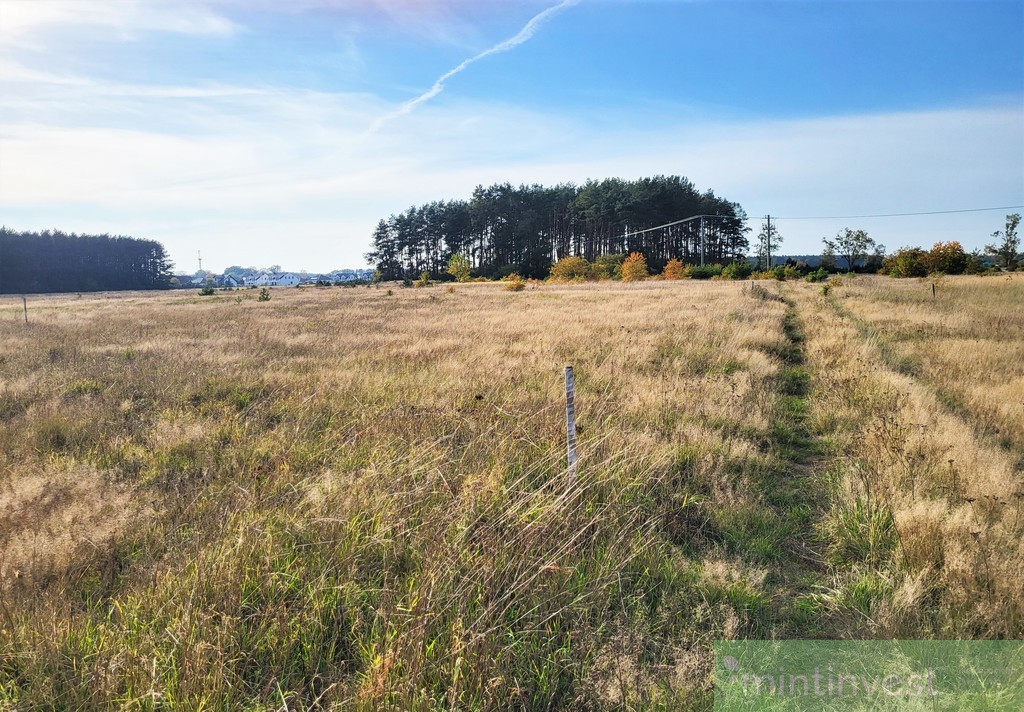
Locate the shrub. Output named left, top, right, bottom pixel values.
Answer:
left=591, top=253, right=625, bottom=280
left=414, top=271, right=431, bottom=288
left=805, top=267, right=830, bottom=283
left=768, top=265, right=801, bottom=281
left=503, top=273, right=526, bottom=291
left=257, top=288, right=271, bottom=302
left=684, top=264, right=722, bottom=280
left=620, top=252, right=649, bottom=282
left=925, top=241, right=968, bottom=275
left=446, top=254, right=472, bottom=282
left=883, top=248, right=929, bottom=278
left=198, top=282, right=216, bottom=296
left=661, top=258, right=685, bottom=280
left=495, top=264, right=523, bottom=279
left=964, top=251, right=986, bottom=275
left=549, top=256, right=592, bottom=281
left=748, top=283, right=783, bottom=302
left=722, top=261, right=752, bottom=280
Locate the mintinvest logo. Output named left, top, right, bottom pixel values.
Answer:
left=714, top=640, right=1023, bottom=710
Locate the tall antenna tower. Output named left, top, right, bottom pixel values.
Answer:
left=198, top=250, right=203, bottom=273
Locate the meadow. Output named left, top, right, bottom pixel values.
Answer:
left=0, top=275, right=1021, bottom=710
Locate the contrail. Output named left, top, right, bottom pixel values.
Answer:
left=365, top=0, right=580, bottom=135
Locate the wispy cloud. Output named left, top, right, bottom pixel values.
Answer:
left=3, top=59, right=1019, bottom=269
left=365, top=0, right=580, bottom=135
left=0, top=0, right=240, bottom=46
left=1, top=0, right=1019, bottom=271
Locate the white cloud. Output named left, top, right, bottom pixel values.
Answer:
left=0, top=0, right=239, bottom=46
left=1, top=43, right=1021, bottom=270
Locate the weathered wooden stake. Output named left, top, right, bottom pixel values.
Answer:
left=564, top=365, right=578, bottom=476
left=22, top=296, right=28, bottom=324
left=931, top=283, right=936, bottom=299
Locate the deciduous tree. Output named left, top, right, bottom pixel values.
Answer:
left=446, top=253, right=472, bottom=282
left=662, top=258, right=684, bottom=280
left=985, top=213, right=1020, bottom=270
left=823, top=228, right=876, bottom=272
left=925, top=241, right=968, bottom=274
left=620, top=252, right=649, bottom=282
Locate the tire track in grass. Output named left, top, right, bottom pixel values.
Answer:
left=823, top=288, right=1024, bottom=473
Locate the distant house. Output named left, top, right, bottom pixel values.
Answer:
left=221, top=274, right=239, bottom=288
left=326, top=269, right=374, bottom=282
left=253, top=273, right=300, bottom=287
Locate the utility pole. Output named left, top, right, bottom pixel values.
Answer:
left=765, top=215, right=772, bottom=270
left=700, top=215, right=706, bottom=266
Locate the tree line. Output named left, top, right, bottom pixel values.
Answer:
left=365, top=176, right=749, bottom=279
left=0, top=228, right=173, bottom=294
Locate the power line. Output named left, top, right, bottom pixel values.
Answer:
left=617, top=204, right=1021, bottom=266
left=625, top=205, right=1023, bottom=236
left=768, top=205, right=1024, bottom=220
left=624, top=213, right=733, bottom=237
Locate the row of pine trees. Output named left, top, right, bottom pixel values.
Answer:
left=1, top=228, right=173, bottom=294
left=365, top=176, right=749, bottom=279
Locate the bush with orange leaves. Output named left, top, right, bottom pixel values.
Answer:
left=661, top=258, right=684, bottom=280
left=620, top=252, right=649, bottom=282
left=925, top=241, right=969, bottom=275
left=548, top=256, right=592, bottom=282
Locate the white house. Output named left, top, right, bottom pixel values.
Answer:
left=253, top=273, right=300, bottom=287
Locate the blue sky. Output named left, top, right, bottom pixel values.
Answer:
left=1, top=0, right=1022, bottom=272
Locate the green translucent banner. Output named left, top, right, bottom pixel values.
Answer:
left=714, top=640, right=1023, bottom=710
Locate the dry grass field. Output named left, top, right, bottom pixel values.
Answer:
left=0, top=276, right=1021, bottom=709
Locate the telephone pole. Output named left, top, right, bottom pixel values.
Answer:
left=700, top=215, right=706, bottom=266
left=765, top=215, right=771, bottom=270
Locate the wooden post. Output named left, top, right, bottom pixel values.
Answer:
left=22, top=296, right=28, bottom=324
left=931, top=283, right=936, bottom=299
left=564, top=365, right=578, bottom=476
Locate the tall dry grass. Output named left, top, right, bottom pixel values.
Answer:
left=1, top=282, right=817, bottom=709
left=1, top=277, right=1019, bottom=708
left=836, top=273, right=1024, bottom=456
left=797, top=276, right=1023, bottom=638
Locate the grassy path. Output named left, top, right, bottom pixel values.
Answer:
left=753, top=288, right=834, bottom=637
left=688, top=284, right=836, bottom=640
